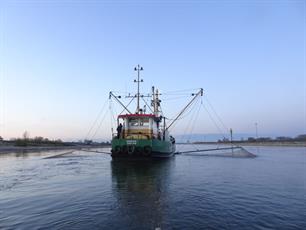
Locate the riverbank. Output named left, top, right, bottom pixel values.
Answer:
left=239, top=142, right=306, bottom=147
left=0, top=144, right=111, bottom=154
left=181, top=141, right=306, bottom=147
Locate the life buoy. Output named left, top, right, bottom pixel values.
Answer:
left=143, top=146, right=152, bottom=157
left=134, top=146, right=143, bottom=156
left=112, top=146, right=121, bottom=157
left=121, top=145, right=128, bottom=155
left=114, top=146, right=121, bottom=154
left=128, top=145, right=135, bottom=155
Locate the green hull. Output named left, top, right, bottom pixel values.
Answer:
left=111, top=138, right=175, bottom=158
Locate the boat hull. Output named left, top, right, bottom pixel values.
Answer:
left=111, top=138, right=175, bottom=158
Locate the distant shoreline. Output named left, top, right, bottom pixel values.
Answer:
left=1, top=141, right=305, bottom=155
left=237, top=142, right=306, bottom=147
left=177, top=141, right=306, bottom=147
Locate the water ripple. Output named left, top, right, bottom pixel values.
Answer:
left=0, top=146, right=305, bottom=229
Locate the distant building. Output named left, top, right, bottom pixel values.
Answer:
left=84, top=139, right=93, bottom=145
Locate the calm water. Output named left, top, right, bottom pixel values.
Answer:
left=0, top=145, right=305, bottom=229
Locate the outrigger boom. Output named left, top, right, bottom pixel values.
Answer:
left=166, top=88, right=203, bottom=130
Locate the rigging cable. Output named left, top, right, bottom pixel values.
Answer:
left=187, top=98, right=202, bottom=143
left=90, top=105, right=109, bottom=140
left=181, top=97, right=202, bottom=152
left=162, top=95, right=192, bottom=101
left=161, top=88, right=200, bottom=95
left=141, top=97, right=154, bottom=114
left=190, top=98, right=210, bottom=151
left=119, top=96, right=135, bottom=115
left=181, top=97, right=200, bottom=143
left=201, top=102, right=229, bottom=140
left=109, top=98, right=116, bottom=137
left=167, top=95, right=201, bottom=131
left=204, top=95, right=229, bottom=133
left=84, top=98, right=108, bottom=140
left=164, top=94, right=202, bottom=123
left=112, top=99, right=119, bottom=120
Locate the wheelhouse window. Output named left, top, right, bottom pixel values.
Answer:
left=129, top=118, right=139, bottom=127
left=128, top=117, right=150, bottom=128
left=140, top=118, right=150, bottom=127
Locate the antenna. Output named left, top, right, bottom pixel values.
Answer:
left=134, top=65, right=143, bottom=114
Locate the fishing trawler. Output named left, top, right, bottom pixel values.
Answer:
left=110, top=65, right=203, bottom=158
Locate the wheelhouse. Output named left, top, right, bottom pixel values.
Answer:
left=117, top=114, right=162, bottom=140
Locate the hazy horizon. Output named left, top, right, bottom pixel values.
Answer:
left=0, top=0, right=305, bottom=141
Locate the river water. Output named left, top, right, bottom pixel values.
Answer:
left=0, top=145, right=305, bottom=229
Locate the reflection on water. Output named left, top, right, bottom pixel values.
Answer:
left=0, top=146, right=305, bottom=229
left=111, top=159, right=174, bottom=229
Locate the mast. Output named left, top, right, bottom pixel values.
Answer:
left=151, top=86, right=161, bottom=116
left=155, top=88, right=160, bottom=116
left=152, top=86, right=156, bottom=115
left=134, top=65, right=143, bottom=114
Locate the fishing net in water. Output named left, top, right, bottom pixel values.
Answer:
left=179, top=146, right=256, bottom=158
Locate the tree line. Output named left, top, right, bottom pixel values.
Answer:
left=0, top=131, right=66, bottom=147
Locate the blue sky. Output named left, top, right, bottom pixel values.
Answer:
left=0, top=0, right=305, bottom=141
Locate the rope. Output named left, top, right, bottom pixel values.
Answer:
left=182, top=97, right=200, bottom=143
left=201, top=102, right=228, bottom=140
left=84, top=98, right=108, bottom=140
left=112, top=101, right=119, bottom=120
left=90, top=108, right=109, bottom=140
left=181, top=98, right=202, bottom=151
left=204, top=95, right=229, bottom=133
left=109, top=99, right=116, bottom=136
left=162, top=95, right=193, bottom=101
left=187, top=99, right=202, bottom=144
left=159, top=103, right=164, bottom=117
left=161, top=88, right=200, bottom=95
left=141, top=97, right=154, bottom=114
left=119, top=96, right=135, bottom=115
left=168, top=95, right=200, bottom=131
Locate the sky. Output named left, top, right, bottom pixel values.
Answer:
left=0, top=0, right=305, bottom=141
